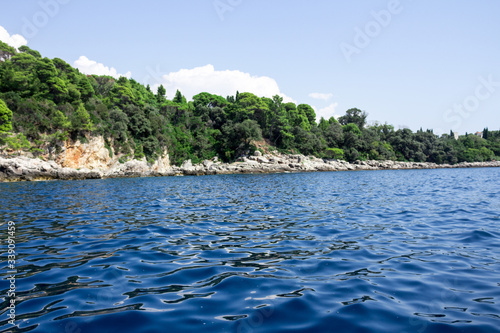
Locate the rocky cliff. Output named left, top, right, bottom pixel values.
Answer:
left=56, top=136, right=114, bottom=170
left=0, top=135, right=171, bottom=181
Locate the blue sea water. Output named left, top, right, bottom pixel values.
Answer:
left=0, top=167, right=499, bottom=333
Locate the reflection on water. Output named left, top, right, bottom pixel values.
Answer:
left=1, top=168, right=500, bottom=332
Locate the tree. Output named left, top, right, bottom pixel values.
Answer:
left=325, top=148, right=344, bottom=159
left=71, top=104, right=93, bottom=132
left=234, top=119, right=262, bottom=146
left=339, top=108, right=367, bottom=129
left=173, top=89, right=186, bottom=104
left=483, top=127, right=489, bottom=140
left=297, top=104, right=316, bottom=127
left=53, top=110, right=71, bottom=129
left=292, top=126, right=323, bottom=155
left=18, top=46, right=41, bottom=58
left=318, top=117, right=329, bottom=132
left=129, top=110, right=152, bottom=139
left=0, top=40, right=16, bottom=61
left=157, top=84, right=166, bottom=102
left=111, top=78, right=136, bottom=106
left=78, top=76, right=94, bottom=101
left=109, top=108, right=129, bottom=141
left=263, top=95, right=294, bottom=147
left=222, top=119, right=262, bottom=158
left=192, top=92, right=228, bottom=122
left=323, top=122, right=344, bottom=147
left=342, top=123, right=362, bottom=136
left=0, top=99, right=13, bottom=132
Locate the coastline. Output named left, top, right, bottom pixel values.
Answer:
left=1, top=152, right=499, bottom=182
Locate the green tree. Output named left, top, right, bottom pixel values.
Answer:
left=339, top=108, right=367, bottom=129
left=222, top=119, right=262, bottom=159
left=71, top=104, right=93, bottom=132
left=18, top=45, right=41, bottom=58
left=323, top=122, right=344, bottom=147
left=483, top=127, right=489, bottom=140
left=297, top=104, right=316, bottom=127
left=78, top=76, right=95, bottom=101
left=53, top=110, right=71, bottom=129
left=109, top=108, right=129, bottom=141
left=234, top=119, right=262, bottom=146
left=292, top=126, right=323, bottom=155
left=0, top=40, right=16, bottom=61
left=318, top=117, right=330, bottom=132
left=157, top=84, right=166, bottom=103
left=0, top=99, right=13, bottom=132
left=325, top=148, right=344, bottom=159
left=229, top=92, right=269, bottom=123
left=342, top=123, right=362, bottom=136
left=173, top=89, right=186, bottom=104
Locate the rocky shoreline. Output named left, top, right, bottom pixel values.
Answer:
left=1, top=151, right=499, bottom=182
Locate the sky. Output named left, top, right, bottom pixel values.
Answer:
left=0, top=0, right=499, bottom=134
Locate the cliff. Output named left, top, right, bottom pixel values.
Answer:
left=0, top=135, right=171, bottom=181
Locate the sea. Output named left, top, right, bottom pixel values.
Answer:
left=0, top=167, right=499, bottom=332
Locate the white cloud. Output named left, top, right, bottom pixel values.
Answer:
left=151, top=64, right=297, bottom=103
left=315, top=102, right=339, bottom=121
left=309, top=92, right=333, bottom=101
left=73, top=56, right=131, bottom=79
left=0, top=25, right=28, bottom=49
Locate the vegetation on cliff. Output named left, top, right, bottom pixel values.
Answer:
left=0, top=41, right=498, bottom=165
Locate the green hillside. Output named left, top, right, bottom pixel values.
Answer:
left=0, top=41, right=499, bottom=165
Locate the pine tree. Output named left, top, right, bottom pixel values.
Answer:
left=173, top=89, right=184, bottom=104
left=156, top=84, right=166, bottom=103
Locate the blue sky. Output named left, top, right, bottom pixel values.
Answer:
left=1, top=0, right=499, bottom=134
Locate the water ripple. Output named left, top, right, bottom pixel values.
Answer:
left=1, top=168, right=499, bottom=332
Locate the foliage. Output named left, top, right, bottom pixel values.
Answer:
left=0, top=98, right=13, bottom=132
left=0, top=41, right=16, bottom=61
left=0, top=43, right=497, bottom=164
left=339, top=108, right=367, bottom=129
left=325, top=148, right=344, bottom=159
left=0, top=133, right=31, bottom=150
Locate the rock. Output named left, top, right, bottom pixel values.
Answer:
left=254, top=150, right=262, bottom=157
left=151, top=150, right=171, bottom=172
left=106, top=160, right=150, bottom=178
left=181, top=159, right=193, bottom=169
left=0, top=156, right=106, bottom=181
left=57, top=136, right=113, bottom=170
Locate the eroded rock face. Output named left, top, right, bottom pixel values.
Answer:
left=57, top=136, right=114, bottom=170
left=151, top=149, right=170, bottom=172
left=0, top=136, right=173, bottom=181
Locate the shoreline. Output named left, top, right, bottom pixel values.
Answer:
left=1, top=153, right=499, bottom=182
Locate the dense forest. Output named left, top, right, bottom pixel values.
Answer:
left=0, top=41, right=499, bottom=165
